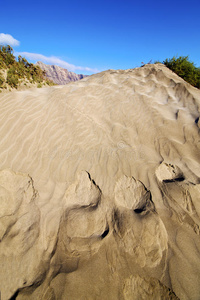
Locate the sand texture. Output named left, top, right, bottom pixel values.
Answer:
left=0, top=63, right=200, bottom=299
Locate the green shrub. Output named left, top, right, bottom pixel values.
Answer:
left=7, top=74, right=19, bottom=88
left=162, top=56, right=200, bottom=88
left=0, top=74, right=4, bottom=87
left=0, top=58, right=5, bottom=69
left=5, top=53, right=15, bottom=66
left=0, top=44, right=56, bottom=90
left=6, top=75, right=19, bottom=88
left=46, top=79, right=55, bottom=86
left=7, top=68, right=19, bottom=88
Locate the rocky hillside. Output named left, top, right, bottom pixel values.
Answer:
left=36, top=61, right=88, bottom=85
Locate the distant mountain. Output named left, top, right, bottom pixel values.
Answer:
left=36, top=61, right=88, bottom=85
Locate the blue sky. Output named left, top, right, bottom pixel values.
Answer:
left=0, top=0, right=200, bottom=74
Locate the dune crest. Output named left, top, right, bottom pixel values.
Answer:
left=0, top=64, right=200, bottom=299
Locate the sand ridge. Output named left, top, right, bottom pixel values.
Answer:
left=0, top=63, right=200, bottom=299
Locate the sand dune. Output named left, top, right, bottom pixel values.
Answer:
left=0, top=63, right=200, bottom=299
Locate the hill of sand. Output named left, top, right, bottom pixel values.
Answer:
left=0, top=63, right=200, bottom=299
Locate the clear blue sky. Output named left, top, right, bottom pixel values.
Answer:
left=0, top=0, right=200, bottom=74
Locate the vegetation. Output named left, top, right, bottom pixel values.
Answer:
left=0, top=74, right=4, bottom=88
left=0, top=45, right=55, bottom=90
left=155, top=56, right=200, bottom=89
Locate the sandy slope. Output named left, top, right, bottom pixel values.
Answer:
left=0, top=63, right=200, bottom=299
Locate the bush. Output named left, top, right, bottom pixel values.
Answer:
left=7, top=74, right=19, bottom=88
left=162, top=56, right=200, bottom=89
left=0, top=74, right=4, bottom=87
left=37, top=83, right=42, bottom=88
left=46, top=79, right=55, bottom=86
left=7, top=67, right=19, bottom=88
left=0, top=58, right=5, bottom=69
left=0, top=44, right=56, bottom=90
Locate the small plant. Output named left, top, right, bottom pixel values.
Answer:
left=7, top=73, right=19, bottom=88
left=0, top=74, right=4, bottom=87
left=156, top=56, right=200, bottom=89
left=46, top=79, right=55, bottom=86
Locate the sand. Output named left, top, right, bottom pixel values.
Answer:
left=0, top=63, right=200, bottom=299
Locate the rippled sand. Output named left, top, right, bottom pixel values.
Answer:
left=0, top=64, right=200, bottom=299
